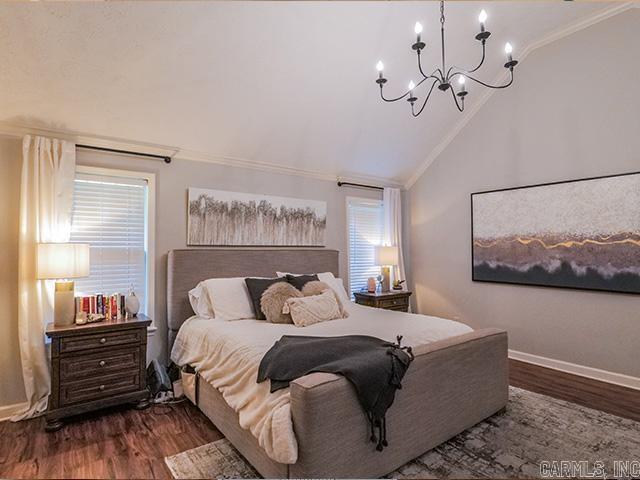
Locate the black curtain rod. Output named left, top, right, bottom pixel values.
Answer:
left=337, top=181, right=384, bottom=191
left=76, top=144, right=172, bottom=164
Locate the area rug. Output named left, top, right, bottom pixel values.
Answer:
left=164, top=387, right=639, bottom=479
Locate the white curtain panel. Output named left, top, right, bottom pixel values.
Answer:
left=12, top=135, right=76, bottom=420
left=382, top=188, right=408, bottom=293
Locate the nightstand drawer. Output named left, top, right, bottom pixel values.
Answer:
left=60, top=371, right=141, bottom=406
left=60, top=347, right=140, bottom=381
left=59, top=329, right=142, bottom=354
left=379, top=297, right=408, bottom=308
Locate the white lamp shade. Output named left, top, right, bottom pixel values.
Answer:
left=374, top=245, right=399, bottom=266
left=37, top=243, right=90, bottom=280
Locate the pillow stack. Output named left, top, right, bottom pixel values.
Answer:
left=187, top=271, right=350, bottom=324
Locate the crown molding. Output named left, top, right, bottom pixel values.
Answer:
left=404, top=2, right=636, bottom=190
left=0, top=121, right=401, bottom=189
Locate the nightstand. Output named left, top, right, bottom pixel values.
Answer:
left=353, top=291, right=412, bottom=312
left=44, top=314, right=152, bottom=432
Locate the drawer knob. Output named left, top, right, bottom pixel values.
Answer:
left=99, top=338, right=106, bottom=344
left=99, top=360, right=106, bottom=367
left=99, top=385, right=105, bottom=391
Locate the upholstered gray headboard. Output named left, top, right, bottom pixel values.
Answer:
left=167, top=248, right=339, bottom=352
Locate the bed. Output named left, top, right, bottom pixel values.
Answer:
left=167, top=248, right=508, bottom=478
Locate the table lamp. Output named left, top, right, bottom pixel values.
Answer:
left=37, top=242, right=90, bottom=326
left=374, top=245, right=399, bottom=293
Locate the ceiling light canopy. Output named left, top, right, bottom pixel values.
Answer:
left=375, top=0, right=518, bottom=117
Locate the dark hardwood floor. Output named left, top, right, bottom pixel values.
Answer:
left=509, top=359, right=640, bottom=422
left=1, top=362, right=636, bottom=479
left=0, top=400, right=222, bottom=479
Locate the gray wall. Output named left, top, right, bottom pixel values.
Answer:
left=76, top=151, right=382, bottom=364
left=408, top=11, right=640, bottom=377
left=0, top=135, right=26, bottom=408
left=0, top=136, right=381, bottom=408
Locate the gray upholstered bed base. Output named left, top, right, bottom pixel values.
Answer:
left=167, top=248, right=509, bottom=478
left=194, top=328, right=508, bottom=478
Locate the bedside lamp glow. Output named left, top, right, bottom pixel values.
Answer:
left=37, top=243, right=90, bottom=326
left=374, top=245, right=399, bottom=293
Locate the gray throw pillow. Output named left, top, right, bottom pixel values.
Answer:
left=245, top=277, right=287, bottom=320
left=286, top=274, right=319, bottom=290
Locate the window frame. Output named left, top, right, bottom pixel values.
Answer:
left=74, top=165, right=156, bottom=331
left=345, top=196, right=384, bottom=299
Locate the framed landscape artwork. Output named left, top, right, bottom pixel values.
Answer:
left=187, top=188, right=327, bottom=246
left=471, top=172, right=640, bottom=294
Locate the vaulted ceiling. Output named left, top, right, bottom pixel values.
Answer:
left=0, top=1, right=612, bottom=185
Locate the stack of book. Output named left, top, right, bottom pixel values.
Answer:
left=75, top=293, right=127, bottom=321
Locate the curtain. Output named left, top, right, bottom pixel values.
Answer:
left=12, top=135, right=76, bottom=420
left=382, top=188, right=408, bottom=292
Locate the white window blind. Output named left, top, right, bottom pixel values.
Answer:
left=70, top=172, right=149, bottom=314
left=347, top=198, right=384, bottom=297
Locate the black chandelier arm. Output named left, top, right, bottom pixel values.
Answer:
left=449, top=86, right=465, bottom=113
left=445, top=42, right=486, bottom=82
left=460, top=40, right=486, bottom=75
left=379, top=75, right=438, bottom=103
left=411, top=79, right=439, bottom=117
left=417, top=52, right=442, bottom=81
left=449, top=68, right=514, bottom=90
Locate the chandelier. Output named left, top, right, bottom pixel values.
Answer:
left=375, top=0, right=518, bottom=117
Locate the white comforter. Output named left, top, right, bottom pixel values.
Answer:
left=170, top=302, right=472, bottom=464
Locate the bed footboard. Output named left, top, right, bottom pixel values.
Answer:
left=289, top=328, right=508, bottom=478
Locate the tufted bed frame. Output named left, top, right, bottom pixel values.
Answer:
left=167, top=248, right=509, bottom=478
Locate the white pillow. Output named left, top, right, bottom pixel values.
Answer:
left=188, top=282, right=214, bottom=318
left=278, top=271, right=349, bottom=303
left=201, top=277, right=256, bottom=321
left=325, top=277, right=350, bottom=303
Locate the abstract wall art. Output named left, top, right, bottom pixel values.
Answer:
left=471, top=172, right=640, bottom=294
left=187, top=188, right=327, bottom=246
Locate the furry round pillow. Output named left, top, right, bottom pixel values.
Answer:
left=301, top=281, right=349, bottom=318
left=261, top=282, right=303, bottom=324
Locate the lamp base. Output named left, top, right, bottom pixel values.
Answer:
left=54, top=280, right=76, bottom=327
left=381, top=266, right=391, bottom=293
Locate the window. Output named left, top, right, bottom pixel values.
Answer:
left=347, top=197, right=384, bottom=297
left=70, top=166, right=155, bottom=320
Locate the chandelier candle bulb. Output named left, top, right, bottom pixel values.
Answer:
left=458, top=76, right=466, bottom=92
left=505, top=42, right=513, bottom=62
left=376, top=60, right=384, bottom=79
left=414, top=22, right=423, bottom=43
left=479, top=10, right=487, bottom=32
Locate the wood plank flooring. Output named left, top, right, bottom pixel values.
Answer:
left=0, top=400, right=222, bottom=479
left=1, top=362, right=636, bottom=479
left=509, top=359, right=640, bottom=422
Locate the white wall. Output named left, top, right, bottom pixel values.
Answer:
left=408, top=11, right=640, bottom=377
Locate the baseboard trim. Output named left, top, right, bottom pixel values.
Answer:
left=0, top=402, right=28, bottom=422
left=508, top=350, right=640, bottom=391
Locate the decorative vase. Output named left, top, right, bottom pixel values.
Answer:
left=367, top=277, right=377, bottom=293
left=125, top=291, right=140, bottom=317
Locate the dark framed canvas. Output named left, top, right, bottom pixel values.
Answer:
left=471, top=171, right=640, bottom=294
